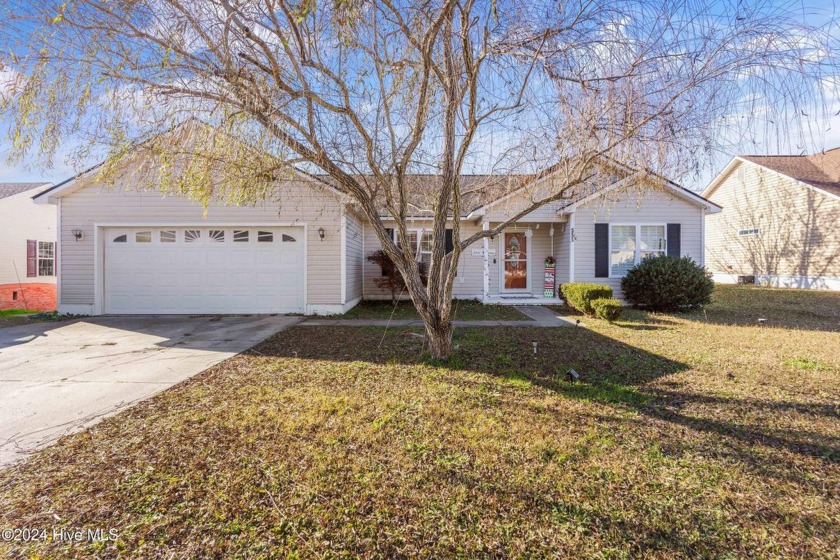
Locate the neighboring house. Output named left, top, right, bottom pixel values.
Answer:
left=0, top=182, right=57, bottom=311
left=34, top=130, right=720, bottom=315
left=703, top=148, right=840, bottom=290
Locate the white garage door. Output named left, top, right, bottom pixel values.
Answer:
left=104, top=227, right=305, bottom=314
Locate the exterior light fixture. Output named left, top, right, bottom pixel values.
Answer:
left=71, top=229, right=83, bottom=241
left=318, top=227, right=325, bottom=241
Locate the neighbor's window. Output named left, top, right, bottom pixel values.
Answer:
left=38, top=241, right=55, bottom=276
left=611, top=224, right=666, bottom=277
left=738, top=228, right=760, bottom=236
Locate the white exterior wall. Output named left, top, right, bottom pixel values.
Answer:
left=573, top=186, right=705, bottom=295
left=57, top=180, right=344, bottom=314
left=344, top=211, right=364, bottom=306
left=0, top=185, right=57, bottom=285
left=361, top=219, right=486, bottom=300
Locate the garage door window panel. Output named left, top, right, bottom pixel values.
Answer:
left=160, top=230, right=177, bottom=243
left=258, top=231, right=274, bottom=242
left=234, top=230, right=249, bottom=243
left=135, top=231, right=152, bottom=243
left=185, top=230, right=201, bottom=243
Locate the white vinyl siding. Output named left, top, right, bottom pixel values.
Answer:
left=345, top=212, right=364, bottom=303
left=0, top=185, right=56, bottom=285
left=58, top=179, right=343, bottom=311
left=574, top=185, right=704, bottom=295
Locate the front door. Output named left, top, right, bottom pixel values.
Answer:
left=503, top=232, right=528, bottom=291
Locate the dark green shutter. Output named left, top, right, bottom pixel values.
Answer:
left=667, top=224, right=681, bottom=257
left=594, top=224, right=609, bottom=278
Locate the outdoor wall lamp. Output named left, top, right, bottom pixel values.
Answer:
left=318, top=227, right=325, bottom=241
left=71, top=229, right=83, bottom=241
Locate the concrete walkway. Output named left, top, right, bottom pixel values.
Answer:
left=302, top=306, right=579, bottom=328
left=0, top=315, right=299, bottom=468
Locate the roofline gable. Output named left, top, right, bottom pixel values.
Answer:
left=703, top=156, right=840, bottom=203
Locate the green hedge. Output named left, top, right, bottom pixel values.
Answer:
left=621, top=255, right=714, bottom=311
left=591, top=298, right=622, bottom=322
left=560, top=283, right=613, bottom=315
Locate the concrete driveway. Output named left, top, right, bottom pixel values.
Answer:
left=0, top=315, right=300, bottom=468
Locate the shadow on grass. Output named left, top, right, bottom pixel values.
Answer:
left=254, top=324, right=839, bottom=468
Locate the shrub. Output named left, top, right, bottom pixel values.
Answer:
left=591, top=298, right=622, bottom=321
left=560, top=283, right=613, bottom=315
left=366, top=250, right=427, bottom=305
left=621, top=255, right=714, bottom=311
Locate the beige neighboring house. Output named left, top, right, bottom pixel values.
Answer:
left=33, top=124, right=720, bottom=315
left=703, top=148, right=840, bottom=290
left=0, top=182, right=57, bottom=311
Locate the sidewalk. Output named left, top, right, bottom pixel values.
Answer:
left=301, top=306, right=579, bottom=328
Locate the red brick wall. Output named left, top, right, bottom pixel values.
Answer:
left=0, top=283, right=57, bottom=311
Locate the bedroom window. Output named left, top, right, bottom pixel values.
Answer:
left=37, top=241, right=55, bottom=276
left=610, top=224, right=666, bottom=277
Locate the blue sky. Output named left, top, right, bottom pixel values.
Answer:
left=1, top=0, right=838, bottom=191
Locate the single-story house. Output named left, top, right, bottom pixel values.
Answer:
left=34, top=136, right=720, bottom=315
left=703, top=148, right=840, bottom=290
left=0, top=182, right=57, bottom=311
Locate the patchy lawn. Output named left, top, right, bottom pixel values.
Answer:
left=1, top=286, right=838, bottom=558
left=340, top=298, right=531, bottom=321
left=0, top=309, right=39, bottom=328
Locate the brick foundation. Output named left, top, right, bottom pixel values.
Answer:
left=0, top=283, right=57, bottom=311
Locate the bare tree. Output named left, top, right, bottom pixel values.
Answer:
left=1, top=0, right=836, bottom=358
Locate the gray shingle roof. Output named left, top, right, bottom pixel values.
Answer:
left=0, top=182, right=50, bottom=200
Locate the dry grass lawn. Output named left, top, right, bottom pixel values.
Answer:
left=0, top=285, right=838, bottom=558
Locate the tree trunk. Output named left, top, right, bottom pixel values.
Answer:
left=425, top=319, right=453, bottom=360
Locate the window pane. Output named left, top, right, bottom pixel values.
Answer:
left=185, top=230, right=201, bottom=243
left=135, top=231, right=152, bottom=243
left=419, top=231, right=432, bottom=252
left=112, top=234, right=127, bottom=243
left=640, top=226, right=665, bottom=252
left=209, top=230, right=225, bottom=242
left=38, top=241, right=54, bottom=258
left=281, top=234, right=296, bottom=242
left=610, top=226, right=636, bottom=277
left=233, top=230, right=249, bottom=242
left=160, top=230, right=176, bottom=243
left=257, top=231, right=274, bottom=242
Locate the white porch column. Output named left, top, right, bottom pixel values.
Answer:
left=568, top=213, right=576, bottom=283
left=482, top=221, right=490, bottom=302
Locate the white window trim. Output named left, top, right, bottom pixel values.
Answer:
left=608, top=223, right=667, bottom=279
left=390, top=228, right=430, bottom=263
left=37, top=241, right=56, bottom=277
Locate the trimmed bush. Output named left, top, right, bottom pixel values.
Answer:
left=591, top=298, right=622, bottom=321
left=560, top=283, right=613, bottom=315
left=621, top=255, right=714, bottom=311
